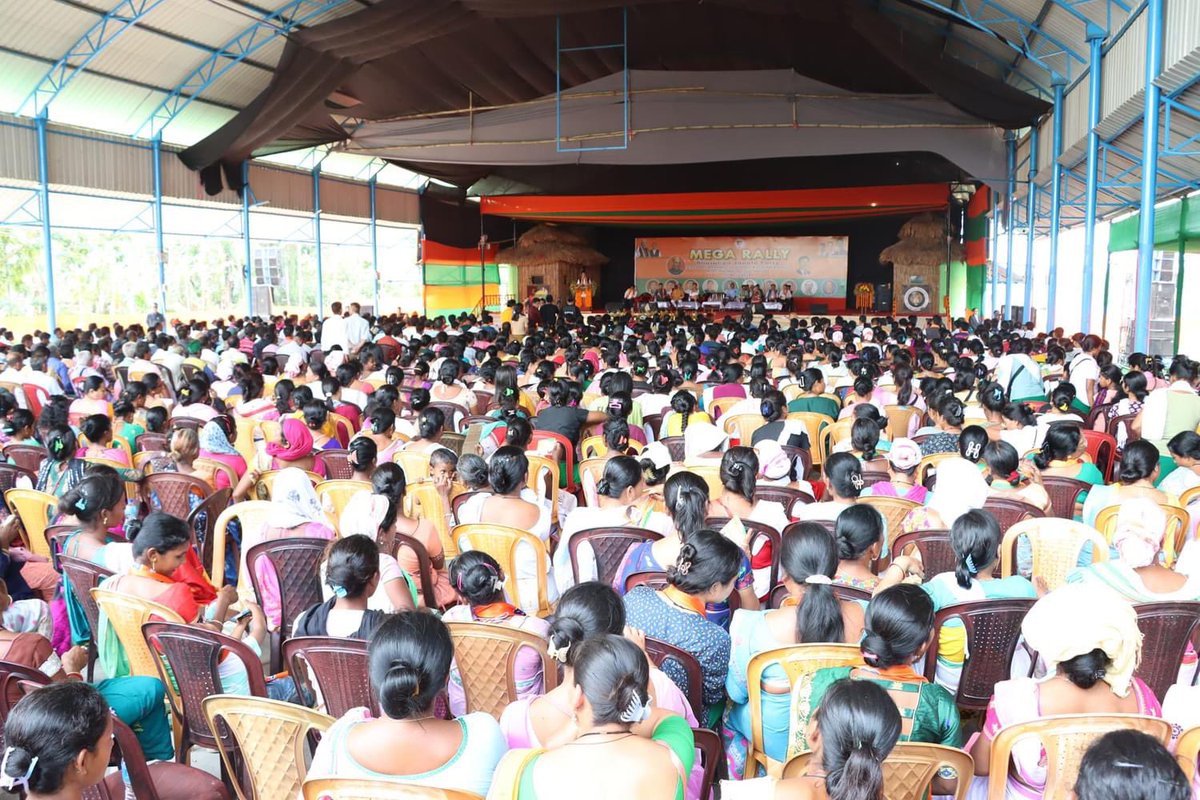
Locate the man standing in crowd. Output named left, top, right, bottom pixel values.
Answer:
left=321, top=301, right=348, bottom=352
left=345, top=302, right=371, bottom=355
left=146, top=302, right=165, bottom=331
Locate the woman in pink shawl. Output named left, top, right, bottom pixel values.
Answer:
left=498, top=583, right=704, bottom=800
left=238, top=467, right=335, bottom=629
left=265, top=417, right=325, bottom=477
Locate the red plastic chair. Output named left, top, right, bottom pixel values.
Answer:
left=645, top=637, right=705, bottom=721
left=283, top=636, right=376, bottom=718
left=981, top=497, right=1045, bottom=537
left=922, top=598, right=1035, bottom=710
left=624, top=570, right=669, bottom=593
left=1133, top=601, right=1200, bottom=700
left=1040, top=476, right=1090, bottom=520
left=22, top=385, right=49, bottom=418
left=58, top=555, right=114, bottom=682
left=245, top=538, right=328, bottom=671
left=891, top=529, right=958, bottom=577
left=142, top=621, right=268, bottom=762
left=3, top=444, right=47, bottom=474
left=567, top=527, right=662, bottom=588
left=1081, top=429, right=1117, bottom=482
left=314, top=449, right=354, bottom=480
left=753, top=486, right=815, bottom=517
left=693, top=727, right=722, bottom=800
left=706, top=516, right=781, bottom=589
left=529, top=429, right=579, bottom=491
left=659, top=436, right=686, bottom=462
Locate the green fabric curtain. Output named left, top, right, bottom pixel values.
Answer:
left=423, top=264, right=501, bottom=285
left=1108, top=197, right=1200, bottom=253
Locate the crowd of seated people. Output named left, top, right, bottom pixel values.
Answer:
left=0, top=302, right=1196, bottom=800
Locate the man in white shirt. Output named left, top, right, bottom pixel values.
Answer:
left=275, top=325, right=305, bottom=363
left=22, top=354, right=64, bottom=398
left=150, top=335, right=185, bottom=386
left=320, top=302, right=348, bottom=353
left=344, top=302, right=370, bottom=355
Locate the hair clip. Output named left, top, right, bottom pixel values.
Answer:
left=0, top=748, right=36, bottom=792
left=331, top=585, right=348, bottom=599
left=804, top=574, right=833, bottom=585
left=964, top=554, right=978, bottom=574
left=618, top=694, right=652, bottom=724
left=677, top=560, right=691, bottom=576
left=849, top=473, right=864, bottom=490
left=492, top=576, right=505, bottom=593
left=75, top=497, right=88, bottom=512
left=965, top=442, right=982, bottom=460
left=547, top=641, right=570, bottom=664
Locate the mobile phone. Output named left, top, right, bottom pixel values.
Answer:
left=231, top=608, right=253, bottom=624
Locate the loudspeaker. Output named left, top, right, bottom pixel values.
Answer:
left=874, top=283, right=893, bottom=313
left=897, top=282, right=934, bottom=313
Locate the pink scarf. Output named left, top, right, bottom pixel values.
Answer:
left=266, top=417, right=314, bottom=461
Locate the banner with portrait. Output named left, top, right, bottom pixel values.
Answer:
left=633, top=235, right=849, bottom=299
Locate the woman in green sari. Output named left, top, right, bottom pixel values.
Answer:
left=790, top=584, right=961, bottom=759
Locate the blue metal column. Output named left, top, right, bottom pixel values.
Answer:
left=369, top=174, right=379, bottom=314
left=1005, top=132, right=1017, bottom=320
left=152, top=134, right=166, bottom=314
left=1081, top=32, right=1105, bottom=333
left=313, top=165, right=323, bottom=313
left=1047, top=79, right=1066, bottom=331
left=241, top=161, right=252, bottom=317
left=1134, top=0, right=1165, bottom=352
left=35, top=113, right=55, bottom=330
left=1023, top=126, right=1039, bottom=323
left=989, top=188, right=1001, bottom=317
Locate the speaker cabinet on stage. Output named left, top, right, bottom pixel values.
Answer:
left=874, top=283, right=893, bottom=313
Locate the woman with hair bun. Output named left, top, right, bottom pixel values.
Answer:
left=1033, top=422, right=1104, bottom=491
left=1, top=682, right=114, bottom=799
left=494, top=634, right=695, bottom=800
left=917, top=393, right=965, bottom=457
left=35, top=424, right=86, bottom=497
left=357, top=406, right=406, bottom=464
left=499, top=583, right=697, bottom=755
left=441, top=550, right=550, bottom=717
left=800, top=584, right=960, bottom=754
left=879, top=510, right=1034, bottom=694
left=557, top=456, right=670, bottom=591
left=306, top=611, right=507, bottom=797
left=774, top=679, right=901, bottom=800
left=970, top=584, right=1161, bottom=800
left=614, top=472, right=757, bottom=623
left=624, top=529, right=742, bottom=723
left=456, top=446, right=556, bottom=612
left=794, top=453, right=863, bottom=523
left=709, top=446, right=787, bottom=598
left=725, top=525, right=866, bottom=772
left=1081, top=439, right=1174, bottom=528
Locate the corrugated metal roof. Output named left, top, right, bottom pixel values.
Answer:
left=0, top=0, right=1193, bottom=206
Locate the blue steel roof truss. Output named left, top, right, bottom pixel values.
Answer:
left=18, top=0, right=171, bottom=117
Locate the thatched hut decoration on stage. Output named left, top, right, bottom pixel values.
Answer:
left=879, top=213, right=964, bottom=315
left=497, top=224, right=607, bottom=308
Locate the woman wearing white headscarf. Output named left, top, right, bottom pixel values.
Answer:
left=238, top=468, right=336, bottom=628
left=967, top=584, right=1161, bottom=800
left=898, top=456, right=989, bottom=534
left=332, top=492, right=417, bottom=613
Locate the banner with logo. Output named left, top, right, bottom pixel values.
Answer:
left=633, top=235, right=848, bottom=298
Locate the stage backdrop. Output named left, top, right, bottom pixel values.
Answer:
left=633, top=236, right=848, bottom=299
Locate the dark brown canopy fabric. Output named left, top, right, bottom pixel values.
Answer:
left=182, top=0, right=1049, bottom=196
